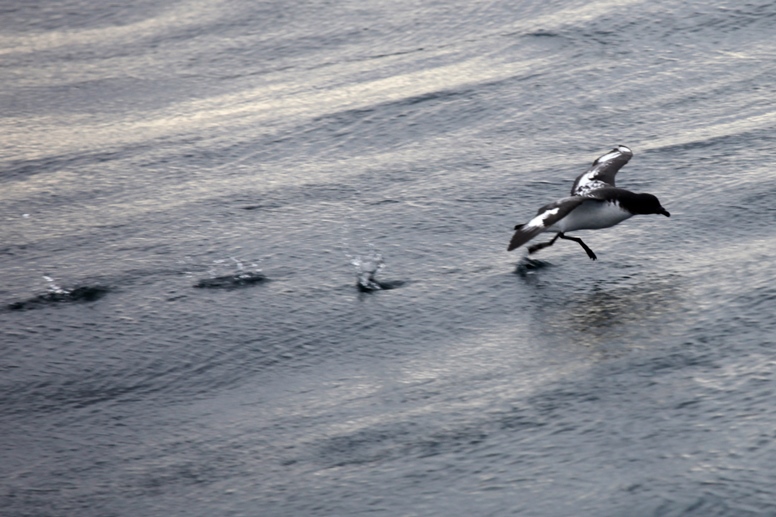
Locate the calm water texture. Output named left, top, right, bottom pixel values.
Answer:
left=2, top=1, right=776, bottom=515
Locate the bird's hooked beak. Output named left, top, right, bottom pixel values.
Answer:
left=659, top=208, right=671, bottom=217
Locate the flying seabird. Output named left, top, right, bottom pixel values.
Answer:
left=507, top=145, right=670, bottom=260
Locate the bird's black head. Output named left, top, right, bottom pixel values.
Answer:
left=631, top=193, right=670, bottom=217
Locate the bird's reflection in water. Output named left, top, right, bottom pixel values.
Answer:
left=528, top=273, right=685, bottom=356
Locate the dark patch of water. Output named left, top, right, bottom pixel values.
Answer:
left=193, top=272, right=267, bottom=290
left=6, top=286, right=109, bottom=311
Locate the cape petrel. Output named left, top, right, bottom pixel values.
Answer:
left=507, top=145, right=670, bottom=260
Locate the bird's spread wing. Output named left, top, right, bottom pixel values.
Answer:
left=571, top=145, right=633, bottom=196
left=508, top=196, right=586, bottom=251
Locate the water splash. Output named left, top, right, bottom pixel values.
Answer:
left=43, top=275, right=71, bottom=295
left=514, top=257, right=552, bottom=277
left=228, top=256, right=261, bottom=281
left=341, top=212, right=404, bottom=292
left=7, top=276, right=108, bottom=311
left=191, top=256, right=266, bottom=289
left=350, top=249, right=386, bottom=292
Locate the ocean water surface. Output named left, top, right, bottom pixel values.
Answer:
left=2, top=1, right=776, bottom=515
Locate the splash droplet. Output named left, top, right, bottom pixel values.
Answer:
left=351, top=250, right=384, bottom=291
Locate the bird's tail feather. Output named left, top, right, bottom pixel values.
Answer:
left=507, top=224, right=544, bottom=252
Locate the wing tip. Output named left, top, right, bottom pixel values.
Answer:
left=593, top=145, right=633, bottom=165
left=508, top=228, right=536, bottom=252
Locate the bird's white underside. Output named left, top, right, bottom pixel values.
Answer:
left=530, top=200, right=633, bottom=233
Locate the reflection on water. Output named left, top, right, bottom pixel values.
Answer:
left=527, top=273, right=685, bottom=354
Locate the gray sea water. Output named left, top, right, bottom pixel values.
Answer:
left=2, top=1, right=776, bottom=515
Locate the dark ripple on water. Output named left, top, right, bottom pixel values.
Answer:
left=193, top=271, right=267, bottom=289
left=6, top=285, right=110, bottom=311
left=514, top=256, right=553, bottom=276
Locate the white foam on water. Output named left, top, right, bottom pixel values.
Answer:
left=42, top=275, right=70, bottom=295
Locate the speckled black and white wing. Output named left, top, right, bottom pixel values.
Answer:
left=507, top=196, right=586, bottom=251
left=571, top=145, right=633, bottom=196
